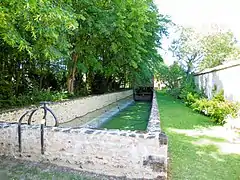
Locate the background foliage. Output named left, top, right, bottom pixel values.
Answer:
left=0, top=0, right=170, bottom=109
left=156, top=63, right=239, bottom=124
left=169, top=26, right=240, bottom=73
left=156, top=25, right=240, bottom=124
left=199, top=31, right=240, bottom=70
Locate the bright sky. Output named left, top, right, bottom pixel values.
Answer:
left=155, top=0, right=240, bottom=65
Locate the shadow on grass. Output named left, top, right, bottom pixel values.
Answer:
left=0, top=158, right=92, bottom=180
left=156, top=92, right=240, bottom=180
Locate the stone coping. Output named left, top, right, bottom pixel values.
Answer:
left=0, top=90, right=166, bottom=144
left=0, top=89, right=132, bottom=114
left=0, top=90, right=133, bottom=124
left=0, top=122, right=167, bottom=143
left=147, top=91, right=161, bottom=133
left=0, top=90, right=162, bottom=135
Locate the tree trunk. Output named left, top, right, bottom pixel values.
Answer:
left=40, top=76, right=43, bottom=90
left=39, top=65, right=43, bottom=90
left=15, top=60, right=21, bottom=96
left=67, top=53, right=78, bottom=94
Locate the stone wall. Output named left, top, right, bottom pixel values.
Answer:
left=0, top=91, right=168, bottom=179
left=0, top=90, right=133, bottom=125
left=194, top=60, right=240, bottom=102
left=147, top=92, right=161, bottom=133
left=0, top=124, right=167, bottom=179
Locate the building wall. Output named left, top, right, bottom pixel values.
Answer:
left=194, top=61, right=240, bottom=102
left=0, top=90, right=133, bottom=125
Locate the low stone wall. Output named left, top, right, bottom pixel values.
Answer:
left=0, top=90, right=132, bottom=125
left=0, top=91, right=168, bottom=179
left=147, top=92, right=161, bottom=133
left=0, top=124, right=167, bottom=179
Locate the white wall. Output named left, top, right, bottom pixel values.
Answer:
left=194, top=61, right=240, bottom=102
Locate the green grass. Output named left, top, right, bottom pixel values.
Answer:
left=101, top=102, right=151, bottom=131
left=0, top=161, right=92, bottom=180
left=156, top=91, right=240, bottom=180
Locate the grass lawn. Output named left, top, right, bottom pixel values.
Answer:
left=0, top=157, right=93, bottom=180
left=101, top=101, right=151, bottom=131
left=156, top=91, right=240, bottom=180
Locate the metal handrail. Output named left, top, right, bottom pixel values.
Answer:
left=18, top=102, right=58, bottom=156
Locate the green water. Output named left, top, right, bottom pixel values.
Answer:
left=101, top=102, right=151, bottom=131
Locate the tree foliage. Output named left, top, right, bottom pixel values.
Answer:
left=170, top=26, right=240, bottom=72
left=0, top=0, right=170, bottom=108
left=199, top=31, right=240, bottom=70
left=169, top=27, right=203, bottom=74
left=157, top=62, right=184, bottom=90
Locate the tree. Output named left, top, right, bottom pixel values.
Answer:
left=169, top=27, right=203, bottom=74
left=0, top=0, right=171, bottom=108
left=0, top=0, right=77, bottom=97
left=156, top=62, right=185, bottom=90
left=199, top=30, right=240, bottom=70
left=67, top=0, right=170, bottom=93
left=169, top=26, right=240, bottom=73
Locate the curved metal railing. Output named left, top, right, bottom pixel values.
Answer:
left=18, top=101, right=58, bottom=156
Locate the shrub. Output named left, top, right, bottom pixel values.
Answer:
left=156, top=62, right=239, bottom=124
left=0, top=90, right=73, bottom=110
left=157, top=62, right=185, bottom=98
left=212, top=89, right=225, bottom=102
left=168, top=88, right=181, bottom=98
left=191, top=91, right=239, bottom=124
left=184, top=92, right=200, bottom=106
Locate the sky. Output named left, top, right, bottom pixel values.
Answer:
left=154, top=0, right=240, bottom=65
